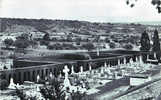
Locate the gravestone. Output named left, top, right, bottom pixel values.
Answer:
left=63, top=65, right=71, bottom=88
left=80, top=66, right=83, bottom=73
left=49, top=72, right=53, bottom=78
left=71, top=65, right=75, bottom=74
left=104, top=62, right=107, bottom=67
left=118, top=59, right=121, bottom=65
left=154, top=52, right=157, bottom=60
left=97, top=48, right=100, bottom=56
left=136, top=56, right=138, bottom=62
left=89, top=64, right=92, bottom=71
left=130, top=58, right=134, bottom=64
left=100, top=66, right=104, bottom=74
left=8, top=78, right=16, bottom=89
left=37, top=75, right=40, bottom=83
left=124, top=57, right=126, bottom=65
left=139, top=55, right=143, bottom=64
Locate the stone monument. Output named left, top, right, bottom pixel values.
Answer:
left=71, top=65, right=75, bottom=74
left=97, top=48, right=100, bottom=56
left=37, top=74, right=40, bottom=83
left=80, top=66, right=83, bottom=74
left=63, top=65, right=71, bottom=88
left=104, top=62, right=107, bottom=67
left=8, top=78, right=16, bottom=89
left=124, top=57, right=126, bottom=65
left=89, top=64, right=92, bottom=71
left=118, top=59, right=121, bottom=65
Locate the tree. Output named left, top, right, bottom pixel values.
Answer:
left=14, top=39, right=30, bottom=49
left=109, top=42, right=116, bottom=49
left=82, top=43, right=95, bottom=51
left=17, top=33, right=29, bottom=40
left=3, top=38, right=14, bottom=48
left=0, top=79, right=8, bottom=90
left=126, top=0, right=161, bottom=13
left=140, top=31, right=151, bottom=51
left=140, top=31, right=151, bottom=62
left=123, top=44, right=133, bottom=50
left=43, top=33, right=50, bottom=41
left=152, top=29, right=161, bottom=60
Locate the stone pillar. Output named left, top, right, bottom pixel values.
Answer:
left=21, top=71, right=24, bottom=83
left=30, top=70, right=33, bottom=82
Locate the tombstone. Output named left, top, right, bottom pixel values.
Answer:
left=49, top=72, right=53, bottom=78
left=139, top=55, right=143, bottom=64
left=136, top=56, right=138, bottom=62
left=100, top=66, right=104, bottom=74
left=154, top=52, right=157, bottom=60
left=37, top=74, right=40, bottom=83
left=89, top=64, right=92, bottom=71
left=118, top=59, right=121, bottom=65
left=106, top=68, right=111, bottom=75
left=63, top=65, right=71, bottom=88
left=130, top=58, right=134, bottom=64
left=124, top=57, right=126, bottom=65
left=108, top=64, right=111, bottom=69
left=71, top=65, right=75, bottom=74
left=97, top=48, right=100, bottom=56
left=8, top=78, right=16, bottom=89
left=80, top=66, right=83, bottom=73
left=16, top=83, right=20, bottom=88
left=104, top=62, right=107, bottom=67
left=36, top=85, right=40, bottom=92
left=59, top=71, right=62, bottom=78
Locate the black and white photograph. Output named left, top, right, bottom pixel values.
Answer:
left=0, top=0, right=161, bottom=100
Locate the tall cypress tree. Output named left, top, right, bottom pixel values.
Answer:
left=140, top=31, right=150, bottom=51
left=153, top=29, right=160, bottom=60
left=140, top=31, right=151, bottom=62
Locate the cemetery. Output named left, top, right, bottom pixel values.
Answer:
left=0, top=52, right=160, bottom=100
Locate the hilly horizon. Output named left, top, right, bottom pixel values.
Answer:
left=0, top=17, right=160, bottom=35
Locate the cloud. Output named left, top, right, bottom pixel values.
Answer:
left=0, top=0, right=160, bottom=22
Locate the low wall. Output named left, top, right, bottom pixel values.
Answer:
left=114, top=78, right=161, bottom=100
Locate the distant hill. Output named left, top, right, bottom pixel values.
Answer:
left=0, top=18, right=159, bottom=35
left=136, top=21, right=161, bottom=26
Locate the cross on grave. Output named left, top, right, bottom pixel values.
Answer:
left=63, top=65, right=69, bottom=79
left=71, top=65, right=75, bottom=74
left=63, top=65, right=71, bottom=88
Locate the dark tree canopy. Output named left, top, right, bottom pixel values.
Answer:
left=127, top=0, right=161, bottom=13
left=14, top=39, right=30, bottom=49
left=43, top=33, right=50, bottom=41
left=140, top=31, right=151, bottom=51
left=153, top=29, right=160, bottom=51
left=82, top=43, right=95, bottom=51
left=152, top=29, right=160, bottom=60
left=3, top=38, right=14, bottom=48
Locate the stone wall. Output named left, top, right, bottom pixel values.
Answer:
left=115, top=78, right=161, bottom=100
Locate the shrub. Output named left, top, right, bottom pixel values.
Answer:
left=0, top=79, right=8, bottom=90
left=123, top=44, right=133, bottom=50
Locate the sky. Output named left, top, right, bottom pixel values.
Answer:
left=0, top=0, right=161, bottom=22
